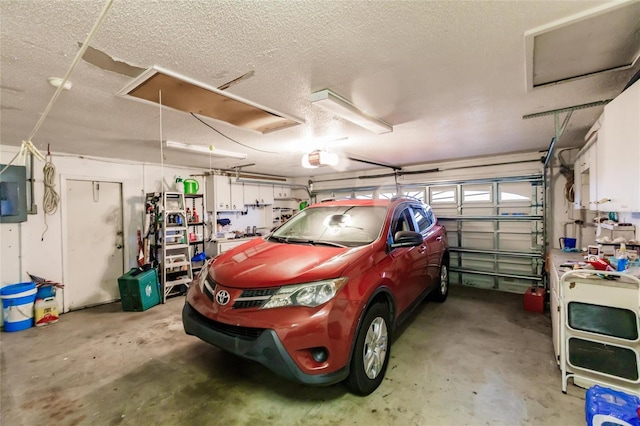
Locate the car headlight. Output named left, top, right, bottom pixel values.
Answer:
left=196, top=257, right=214, bottom=290
left=261, top=277, right=348, bottom=309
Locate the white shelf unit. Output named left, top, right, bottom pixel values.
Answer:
left=559, top=269, right=640, bottom=396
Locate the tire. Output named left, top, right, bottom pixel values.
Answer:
left=430, top=261, right=449, bottom=303
left=346, top=303, right=391, bottom=396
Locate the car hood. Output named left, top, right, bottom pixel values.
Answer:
left=210, top=238, right=372, bottom=288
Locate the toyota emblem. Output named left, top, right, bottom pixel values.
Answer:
left=215, top=290, right=230, bottom=306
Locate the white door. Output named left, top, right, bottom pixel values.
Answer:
left=66, top=180, right=124, bottom=310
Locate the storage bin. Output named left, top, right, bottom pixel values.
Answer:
left=117, top=268, right=160, bottom=312
left=585, top=385, right=640, bottom=426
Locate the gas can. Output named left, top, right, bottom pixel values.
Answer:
left=524, top=286, right=545, bottom=313
left=34, top=297, right=59, bottom=326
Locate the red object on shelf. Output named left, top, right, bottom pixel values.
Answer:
left=524, top=286, right=545, bottom=313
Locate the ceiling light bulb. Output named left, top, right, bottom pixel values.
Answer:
left=301, top=150, right=339, bottom=168
left=301, top=153, right=318, bottom=169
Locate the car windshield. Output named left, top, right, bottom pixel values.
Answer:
left=270, top=205, right=387, bottom=247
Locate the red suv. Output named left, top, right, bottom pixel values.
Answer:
left=183, top=197, right=449, bottom=395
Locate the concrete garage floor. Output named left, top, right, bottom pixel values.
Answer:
left=1, top=285, right=586, bottom=425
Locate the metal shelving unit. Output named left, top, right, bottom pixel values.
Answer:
left=185, top=193, right=206, bottom=275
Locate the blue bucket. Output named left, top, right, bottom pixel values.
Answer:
left=1, top=282, right=37, bottom=332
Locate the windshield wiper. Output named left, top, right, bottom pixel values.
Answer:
left=270, top=236, right=346, bottom=248
left=309, top=240, right=347, bottom=248
left=269, top=235, right=289, bottom=244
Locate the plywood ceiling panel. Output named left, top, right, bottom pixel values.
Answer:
left=125, top=69, right=302, bottom=134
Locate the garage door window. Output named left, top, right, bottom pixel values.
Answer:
left=463, top=185, right=492, bottom=203
left=430, top=187, right=456, bottom=204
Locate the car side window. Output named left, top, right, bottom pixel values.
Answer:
left=411, top=205, right=433, bottom=233
left=391, top=208, right=415, bottom=238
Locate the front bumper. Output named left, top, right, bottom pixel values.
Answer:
left=182, top=302, right=349, bottom=386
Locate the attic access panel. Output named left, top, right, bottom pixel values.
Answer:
left=525, top=1, right=640, bottom=90
left=117, top=66, right=303, bottom=134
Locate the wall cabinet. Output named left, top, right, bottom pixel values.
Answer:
left=597, top=79, right=640, bottom=212
left=273, top=185, right=290, bottom=199
left=575, top=80, right=640, bottom=212
left=231, top=181, right=243, bottom=210
left=244, top=184, right=274, bottom=205
left=573, top=138, right=597, bottom=210
left=206, top=175, right=244, bottom=211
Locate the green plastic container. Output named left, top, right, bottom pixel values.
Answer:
left=117, top=268, right=160, bottom=312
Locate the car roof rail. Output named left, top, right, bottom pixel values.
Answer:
left=391, top=195, right=424, bottom=204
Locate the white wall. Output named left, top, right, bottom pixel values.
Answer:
left=0, top=147, right=204, bottom=300
left=7, top=145, right=633, bottom=311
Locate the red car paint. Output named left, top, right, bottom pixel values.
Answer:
left=183, top=198, right=448, bottom=389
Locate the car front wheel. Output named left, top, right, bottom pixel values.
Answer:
left=346, top=303, right=391, bottom=396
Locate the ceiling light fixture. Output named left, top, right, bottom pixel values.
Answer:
left=164, top=140, right=247, bottom=160
left=310, top=89, right=392, bottom=134
left=301, top=149, right=339, bottom=169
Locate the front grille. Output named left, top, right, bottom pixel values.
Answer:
left=202, top=277, right=279, bottom=310
left=233, top=288, right=278, bottom=309
left=240, top=289, right=278, bottom=298
left=198, top=314, right=266, bottom=340
left=233, top=300, right=265, bottom=309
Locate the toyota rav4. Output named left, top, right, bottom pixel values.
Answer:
left=182, top=197, right=449, bottom=395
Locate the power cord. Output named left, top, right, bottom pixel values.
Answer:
left=41, top=152, right=60, bottom=241
left=190, top=112, right=281, bottom=154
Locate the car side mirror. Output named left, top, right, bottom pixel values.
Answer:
left=390, top=231, right=423, bottom=248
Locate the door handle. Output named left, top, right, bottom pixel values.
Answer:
left=418, top=245, right=427, bottom=253
left=436, top=236, right=443, bottom=241
left=116, top=244, right=123, bottom=249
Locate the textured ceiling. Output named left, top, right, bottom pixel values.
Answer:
left=1, top=0, right=639, bottom=177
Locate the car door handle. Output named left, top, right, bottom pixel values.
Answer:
left=436, top=236, right=443, bottom=241
left=418, top=245, right=427, bottom=253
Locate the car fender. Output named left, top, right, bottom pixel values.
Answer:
left=344, top=284, right=396, bottom=372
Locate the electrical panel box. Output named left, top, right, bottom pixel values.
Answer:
left=0, top=165, right=27, bottom=223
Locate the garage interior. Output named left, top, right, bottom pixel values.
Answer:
left=1, top=1, right=640, bottom=425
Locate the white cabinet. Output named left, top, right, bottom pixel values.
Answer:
left=206, top=175, right=244, bottom=211
left=244, top=184, right=259, bottom=204
left=260, top=185, right=274, bottom=205
left=230, top=182, right=243, bottom=210
left=573, top=138, right=597, bottom=210
left=273, top=185, right=290, bottom=199
left=596, top=80, right=640, bottom=212
left=213, top=175, right=231, bottom=210
left=244, top=184, right=274, bottom=205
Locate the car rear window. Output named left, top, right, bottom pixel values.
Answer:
left=272, top=205, right=387, bottom=247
